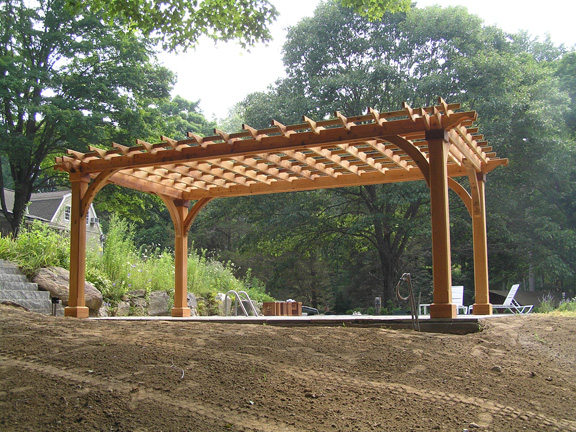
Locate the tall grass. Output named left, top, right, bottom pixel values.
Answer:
left=187, top=250, right=271, bottom=302
left=87, top=214, right=272, bottom=305
left=0, top=221, right=69, bottom=277
left=0, top=214, right=273, bottom=310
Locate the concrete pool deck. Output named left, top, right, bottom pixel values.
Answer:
left=92, top=313, right=506, bottom=334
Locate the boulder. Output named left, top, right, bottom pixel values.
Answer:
left=115, top=301, right=130, bottom=316
left=33, top=267, right=103, bottom=314
left=216, top=292, right=228, bottom=316
left=149, top=291, right=171, bottom=316
left=187, top=292, right=198, bottom=309
left=98, top=305, right=110, bottom=317
left=187, top=292, right=199, bottom=316
left=131, top=297, right=147, bottom=308
left=124, top=289, right=147, bottom=301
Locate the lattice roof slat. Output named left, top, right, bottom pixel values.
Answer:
left=55, top=99, right=507, bottom=201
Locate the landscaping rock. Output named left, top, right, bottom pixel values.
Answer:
left=131, top=297, right=147, bottom=308
left=115, top=301, right=130, bottom=316
left=97, top=305, right=110, bottom=317
left=32, top=267, right=103, bottom=314
left=216, top=292, right=228, bottom=315
left=124, top=289, right=147, bottom=300
left=187, top=293, right=199, bottom=316
left=187, top=292, right=198, bottom=308
left=149, top=291, right=171, bottom=316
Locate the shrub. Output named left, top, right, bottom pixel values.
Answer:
left=0, top=213, right=272, bottom=313
left=558, top=297, right=576, bottom=313
left=536, top=293, right=556, bottom=313
left=0, top=221, right=69, bottom=277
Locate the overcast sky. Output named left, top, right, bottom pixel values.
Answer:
left=158, top=0, right=576, bottom=121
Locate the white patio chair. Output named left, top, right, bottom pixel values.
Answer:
left=419, top=286, right=468, bottom=315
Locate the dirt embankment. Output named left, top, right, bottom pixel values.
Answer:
left=1, top=305, right=575, bottom=431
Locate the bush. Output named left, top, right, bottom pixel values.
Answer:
left=87, top=215, right=272, bottom=309
left=0, top=221, right=69, bottom=277
left=0, top=213, right=272, bottom=313
left=187, top=249, right=274, bottom=303
left=536, top=293, right=556, bottom=313
left=558, top=297, right=576, bottom=313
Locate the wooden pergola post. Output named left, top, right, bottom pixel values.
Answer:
left=161, top=197, right=213, bottom=317
left=427, top=129, right=456, bottom=319
left=470, top=173, right=492, bottom=315
left=168, top=199, right=191, bottom=317
left=65, top=173, right=91, bottom=318
left=173, top=202, right=191, bottom=317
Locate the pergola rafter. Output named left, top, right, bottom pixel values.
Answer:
left=55, top=98, right=507, bottom=319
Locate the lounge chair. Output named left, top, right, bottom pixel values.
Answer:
left=492, top=284, right=533, bottom=314
left=469, top=284, right=533, bottom=314
left=419, top=286, right=468, bottom=315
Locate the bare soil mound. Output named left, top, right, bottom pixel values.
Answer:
left=1, top=305, right=575, bottom=431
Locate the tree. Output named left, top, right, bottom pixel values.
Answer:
left=0, top=0, right=175, bottom=235
left=69, top=0, right=410, bottom=52
left=235, top=4, right=489, bottom=304
left=228, top=2, right=576, bottom=306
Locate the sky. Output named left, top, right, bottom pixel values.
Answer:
left=158, top=0, right=576, bottom=121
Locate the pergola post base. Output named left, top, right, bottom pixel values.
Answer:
left=171, top=307, right=191, bottom=317
left=430, top=303, right=457, bottom=319
left=64, top=306, right=90, bottom=318
left=471, top=303, right=492, bottom=315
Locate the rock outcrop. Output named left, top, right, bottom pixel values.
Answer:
left=33, top=267, right=103, bottom=315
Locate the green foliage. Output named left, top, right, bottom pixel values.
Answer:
left=0, top=221, right=69, bottom=278
left=0, top=0, right=175, bottom=235
left=340, top=0, right=410, bottom=19
left=229, top=2, right=576, bottom=309
left=71, top=0, right=279, bottom=52
left=537, top=295, right=576, bottom=314
left=65, top=0, right=410, bottom=52
left=81, top=214, right=271, bottom=308
left=536, top=294, right=556, bottom=313
left=188, top=249, right=273, bottom=303
left=558, top=298, right=576, bottom=313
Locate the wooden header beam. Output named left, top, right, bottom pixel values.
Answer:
left=55, top=100, right=506, bottom=202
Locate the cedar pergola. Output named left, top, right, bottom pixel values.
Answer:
left=55, top=98, right=507, bottom=319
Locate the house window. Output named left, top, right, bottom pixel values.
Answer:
left=64, top=206, right=71, bottom=221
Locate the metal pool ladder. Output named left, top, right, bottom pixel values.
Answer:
left=224, top=290, right=259, bottom=317
left=395, top=273, right=420, bottom=331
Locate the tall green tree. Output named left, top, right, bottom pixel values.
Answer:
left=223, top=2, right=576, bottom=306
left=235, top=4, right=497, bottom=304
left=0, top=0, right=175, bottom=235
left=69, top=0, right=410, bottom=51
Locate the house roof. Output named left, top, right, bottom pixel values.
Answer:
left=3, top=189, right=70, bottom=221
left=29, top=191, right=71, bottom=222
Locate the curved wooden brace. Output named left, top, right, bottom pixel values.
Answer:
left=464, top=161, right=483, bottom=218
left=448, top=178, right=472, bottom=217
left=159, top=195, right=188, bottom=237
left=160, top=196, right=214, bottom=237
left=183, top=198, right=214, bottom=233
left=385, top=135, right=430, bottom=187
left=80, top=169, right=120, bottom=218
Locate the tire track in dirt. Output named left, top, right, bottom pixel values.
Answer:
left=0, top=353, right=300, bottom=432
left=277, top=365, right=576, bottom=431
left=95, top=337, right=576, bottom=431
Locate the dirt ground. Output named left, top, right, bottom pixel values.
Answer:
left=1, top=305, right=575, bottom=432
